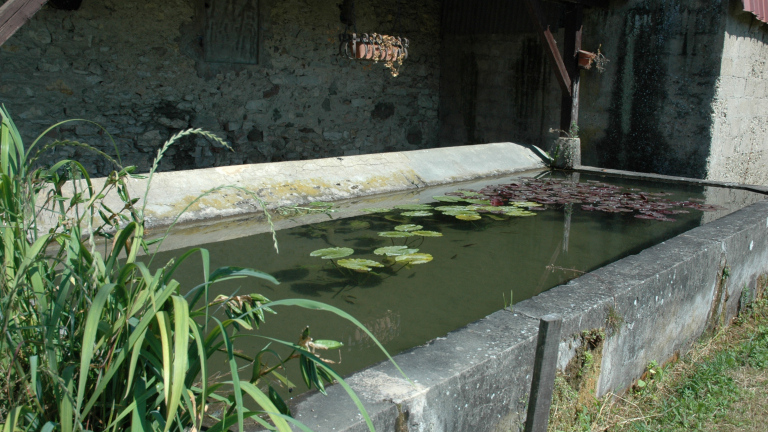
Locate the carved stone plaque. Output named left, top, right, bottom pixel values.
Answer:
left=204, top=0, right=259, bottom=64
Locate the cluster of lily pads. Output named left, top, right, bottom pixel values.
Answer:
left=309, top=224, right=441, bottom=272
left=361, top=198, right=541, bottom=222
left=462, top=177, right=724, bottom=222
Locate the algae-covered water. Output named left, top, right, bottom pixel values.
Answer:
left=147, top=171, right=764, bottom=399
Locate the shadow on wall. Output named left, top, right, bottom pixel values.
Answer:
left=583, top=1, right=726, bottom=179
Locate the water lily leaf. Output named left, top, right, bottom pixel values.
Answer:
left=395, top=224, right=423, bottom=232
left=457, top=191, right=482, bottom=197
left=384, top=215, right=411, bottom=223
left=361, top=207, right=392, bottom=213
left=402, top=211, right=433, bottom=217
left=435, top=206, right=471, bottom=212
left=456, top=214, right=482, bottom=221
left=503, top=210, right=536, bottom=217
left=442, top=210, right=480, bottom=217
left=395, top=253, right=433, bottom=264
left=510, top=201, right=543, bottom=207
left=395, top=204, right=433, bottom=211
left=412, top=230, right=442, bottom=237
left=432, top=196, right=463, bottom=202
left=348, top=221, right=371, bottom=230
left=378, top=231, right=414, bottom=238
left=338, top=259, right=384, bottom=272
left=374, top=246, right=419, bottom=256
left=464, top=199, right=491, bottom=205
left=310, top=247, right=354, bottom=259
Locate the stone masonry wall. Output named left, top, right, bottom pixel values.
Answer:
left=707, top=0, right=768, bottom=186
left=0, top=0, right=441, bottom=176
left=438, top=33, right=562, bottom=149
left=580, top=0, right=728, bottom=179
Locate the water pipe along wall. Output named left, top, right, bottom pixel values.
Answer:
left=42, top=143, right=768, bottom=431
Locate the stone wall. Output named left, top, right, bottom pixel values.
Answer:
left=0, top=0, right=441, bottom=176
left=438, top=33, right=562, bottom=149
left=579, top=0, right=727, bottom=179
left=707, top=0, right=768, bottom=185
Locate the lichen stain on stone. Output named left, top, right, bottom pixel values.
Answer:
left=143, top=170, right=425, bottom=219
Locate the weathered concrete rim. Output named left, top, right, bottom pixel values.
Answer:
left=275, top=171, right=768, bottom=432
left=575, top=165, right=768, bottom=194
left=37, top=141, right=548, bottom=235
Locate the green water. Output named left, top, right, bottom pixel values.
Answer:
left=147, top=171, right=763, bottom=399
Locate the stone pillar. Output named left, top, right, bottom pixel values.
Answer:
left=550, top=137, right=581, bottom=169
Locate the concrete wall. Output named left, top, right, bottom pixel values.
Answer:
left=707, top=1, right=768, bottom=185
left=0, top=0, right=441, bottom=176
left=580, top=0, right=727, bottom=178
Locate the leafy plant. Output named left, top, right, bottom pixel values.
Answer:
left=0, top=106, right=405, bottom=432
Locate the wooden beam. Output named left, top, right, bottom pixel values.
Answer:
left=523, top=0, right=571, bottom=96
left=0, top=0, right=49, bottom=47
left=560, top=3, right=583, bottom=134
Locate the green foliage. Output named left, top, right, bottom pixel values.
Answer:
left=0, top=106, right=401, bottom=432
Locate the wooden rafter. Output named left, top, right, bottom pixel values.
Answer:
left=0, top=0, right=49, bottom=47
left=523, top=0, right=571, bottom=96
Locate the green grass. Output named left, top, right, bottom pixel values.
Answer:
left=0, top=105, right=404, bottom=432
left=548, top=294, right=768, bottom=432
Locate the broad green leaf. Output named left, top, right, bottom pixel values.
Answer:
left=338, top=259, right=384, bottom=272
left=361, top=207, right=391, bottom=213
left=395, top=253, right=433, bottom=264
left=374, top=246, right=419, bottom=256
left=310, top=247, right=354, bottom=260
left=412, top=230, right=442, bottom=237
left=394, top=224, right=422, bottom=232
left=378, top=231, right=414, bottom=238
left=401, top=211, right=432, bottom=217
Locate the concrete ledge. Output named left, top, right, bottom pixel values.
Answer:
left=279, top=185, right=768, bottom=431
left=37, top=142, right=546, bottom=233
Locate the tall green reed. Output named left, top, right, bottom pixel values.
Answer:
left=0, top=105, right=405, bottom=432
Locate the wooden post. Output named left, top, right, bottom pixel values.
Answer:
left=560, top=3, right=584, bottom=135
left=0, top=0, right=49, bottom=47
left=524, top=314, right=563, bottom=432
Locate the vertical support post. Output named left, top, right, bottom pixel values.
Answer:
left=560, top=3, right=583, bottom=135
left=524, top=314, right=563, bottom=432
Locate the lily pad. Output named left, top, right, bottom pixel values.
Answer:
left=378, top=231, right=414, bottom=238
left=456, top=214, right=482, bottom=221
left=395, top=204, right=433, bottom=211
left=442, top=210, right=480, bottom=217
left=457, top=191, right=483, bottom=197
left=384, top=215, right=411, bottom=223
left=348, top=221, right=371, bottom=230
left=395, top=253, right=433, bottom=265
left=510, top=201, right=543, bottom=207
left=432, top=196, right=463, bottom=203
left=402, top=211, right=433, bottom=217
left=395, top=224, right=423, bottom=232
left=464, top=199, right=491, bottom=205
left=338, top=259, right=384, bottom=272
left=310, top=247, right=354, bottom=259
left=435, top=206, right=471, bottom=212
left=374, top=246, right=420, bottom=256
left=412, top=230, right=443, bottom=237
left=361, top=207, right=391, bottom=213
